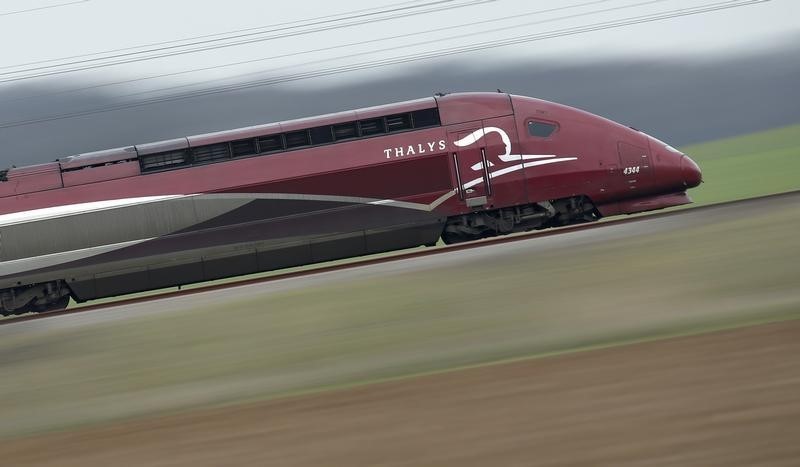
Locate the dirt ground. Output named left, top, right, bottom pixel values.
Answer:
left=4, top=319, right=800, bottom=467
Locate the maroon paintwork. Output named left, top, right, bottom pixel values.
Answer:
left=0, top=92, right=702, bottom=311
left=0, top=93, right=700, bottom=215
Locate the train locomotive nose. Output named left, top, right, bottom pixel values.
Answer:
left=680, top=155, right=702, bottom=188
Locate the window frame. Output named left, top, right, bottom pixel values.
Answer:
left=139, top=107, right=441, bottom=173
left=526, top=119, right=559, bottom=139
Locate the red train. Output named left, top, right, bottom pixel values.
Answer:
left=0, top=92, right=701, bottom=315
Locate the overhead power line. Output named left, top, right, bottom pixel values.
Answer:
left=0, top=0, right=493, bottom=81
left=0, top=0, right=620, bottom=103
left=0, top=0, right=770, bottom=129
left=109, top=0, right=671, bottom=102
left=0, top=0, right=88, bottom=17
left=0, top=0, right=427, bottom=68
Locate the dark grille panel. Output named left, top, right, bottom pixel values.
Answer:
left=411, top=108, right=440, bottom=128
left=231, top=139, right=257, bottom=158
left=139, top=107, right=441, bottom=173
left=310, top=126, right=333, bottom=145
left=257, top=134, right=284, bottom=152
left=333, top=122, right=358, bottom=140
left=359, top=118, right=385, bottom=136
left=386, top=113, right=412, bottom=132
left=141, top=150, right=188, bottom=171
left=193, top=143, right=230, bottom=164
left=285, top=130, right=310, bottom=149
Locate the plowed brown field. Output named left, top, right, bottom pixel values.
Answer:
left=4, top=319, right=800, bottom=466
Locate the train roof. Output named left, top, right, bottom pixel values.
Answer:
left=2, top=92, right=513, bottom=181
left=57, top=96, right=437, bottom=170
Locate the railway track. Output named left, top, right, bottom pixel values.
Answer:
left=2, top=191, right=796, bottom=327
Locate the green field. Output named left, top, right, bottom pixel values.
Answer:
left=680, top=123, right=800, bottom=205
left=1, top=123, right=799, bottom=438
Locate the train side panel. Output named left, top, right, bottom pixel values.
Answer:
left=0, top=92, right=701, bottom=312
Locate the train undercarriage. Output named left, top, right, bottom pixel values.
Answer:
left=0, top=280, right=71, bottom=317
left=1, top=195, right=598, bottom=317
left=441, top=195, right=599, bottom=244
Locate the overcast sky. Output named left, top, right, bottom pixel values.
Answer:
left=1, top=0, right=798, bottom=94
left=1, top=0, right=798, bottom=167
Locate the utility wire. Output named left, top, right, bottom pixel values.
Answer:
left=0, top=0, right=770, bottom=129
left=0, top=0, right=493, bottom=80
left=0, top=0, right=428, bottom=68
left=0, top=0, right=88, bottom=17
left=110, top=0, right=671, bottom=102
left=0, top=0, right=619, bottom=103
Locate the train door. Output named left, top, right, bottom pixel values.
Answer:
left=617, top=141, right=653, bottom=192
left=448, top=125, right=491, bottom=208
left=481, top=115, right=528, bottom=208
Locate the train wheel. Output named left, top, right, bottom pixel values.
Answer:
left=30, top=295, right=71, bottom=314
left=441, top=232, right=472, bottom=245
left=1, top=304, right=32, bottom=317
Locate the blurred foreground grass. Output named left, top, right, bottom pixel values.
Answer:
left=1, top=196, right=798, bottom=438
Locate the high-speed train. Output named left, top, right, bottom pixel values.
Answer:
left=0, top=92, right=702, bottom=315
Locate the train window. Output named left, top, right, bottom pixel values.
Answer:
left=137, top=107, right=444, bottom=175
left=333, top=122, right=358, bottom=140
left=528, top=121, right=557, bottom=138
left=140, top=150, right=189, bottom=171
left=386, top=113, right=412, bottom=132
left=231, top=139, right=257, bottom=157
left=285, top=130, right=310, bottom=148
left=310, top=126, right=334, bottom=145
left=411, top=108, right=440, bottom=128
left=257, top=134, right=284, bottom=152
left=359, top=118, right=385, bottom=136
left=192, top=143, right=231, bottom=164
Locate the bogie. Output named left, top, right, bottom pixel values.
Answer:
left=442, top=196, right=598, bottom=244
left=1, top=281, right=72, bottom=317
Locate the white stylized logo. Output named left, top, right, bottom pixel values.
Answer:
left=454, top=127, right=577, bottom=190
